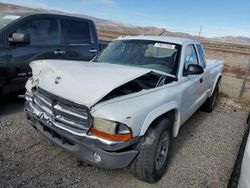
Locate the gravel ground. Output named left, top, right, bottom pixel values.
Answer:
left=0, top=96, right=249, bottom=188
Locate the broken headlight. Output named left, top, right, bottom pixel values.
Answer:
left=89, top=117, right=132, bottom=141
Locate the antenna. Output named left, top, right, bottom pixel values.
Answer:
left=159, top=30, right=166, bottom=36
left=198, top=25, right=202, bottom=40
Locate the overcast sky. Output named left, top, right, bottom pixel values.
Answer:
left=1, top=0, right=250, bottom=38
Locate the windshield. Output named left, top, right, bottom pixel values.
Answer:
left=0, top=13, right=21, bottom=30
left=94, top=40, right=181, bottom=75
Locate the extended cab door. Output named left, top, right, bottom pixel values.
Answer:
left=6, top=16, right=67, bottom=92
left=60, top=17, right=99, bottom=61
left=195, top=43, right=209, bottom=96
left=180, top=44, right=205, bottom=123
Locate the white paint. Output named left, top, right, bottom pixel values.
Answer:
left=117, top=35, right=196, bottom=45
left=238, top=129, right=250, bottom=188
left=29, top=60, right=153, bottom=107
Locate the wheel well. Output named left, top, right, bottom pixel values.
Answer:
left=210, top=75, right=222, bottom=97
left=217, top=75, right=222, bottom=85
left=147, top=109, right=177, bottom=137
left=215, top=75, right=222, bottom=91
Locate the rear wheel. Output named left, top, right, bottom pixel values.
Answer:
left=130, top=118, right=172, bottom=183
left=202, top=83, right=219, bottom=112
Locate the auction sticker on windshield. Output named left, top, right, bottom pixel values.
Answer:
left=154, top=43, right=175, bottom=49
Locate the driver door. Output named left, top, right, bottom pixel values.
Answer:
left=180, top=44, right=204, bottom=123
left=7, top=17, right=67, bottom=92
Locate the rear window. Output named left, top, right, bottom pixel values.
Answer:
left=61, top=19, right=91, bottom=45
left=0, top=13, right=20, bottom=30
left=196, top=44, right=206, bottom=68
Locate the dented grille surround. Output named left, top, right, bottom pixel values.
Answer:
left=32, top=87, right=90, bottom=133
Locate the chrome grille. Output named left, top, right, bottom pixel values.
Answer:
left=33, top=87, right=90, bottom=133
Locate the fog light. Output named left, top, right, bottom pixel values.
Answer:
left=93, top=152, right=102, bottom=163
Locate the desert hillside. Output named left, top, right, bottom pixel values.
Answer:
left=0, top=2, right=250, bottom=46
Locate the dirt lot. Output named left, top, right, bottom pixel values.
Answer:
left=0, top=47, right=249, bottom=188
left=206, top=49, right=250, bottom=101
left=0, top=96, right=249, bottom=188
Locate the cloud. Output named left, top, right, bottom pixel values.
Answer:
left=81, top=0, right=114, bottom=5
left=5, top=0, right=71, bottom=13
left=15, top=0, right=50, bottom=9
left=0, top=0, right=56, bottom=12
left=130, top=11, right=148, bottom=18
left=101, top=0, right=114, bottom=4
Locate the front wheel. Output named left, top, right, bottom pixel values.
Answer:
left=130, top=118, right=172, bottom=183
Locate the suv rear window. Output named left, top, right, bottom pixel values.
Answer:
left=61, top=19, right=91, bottom=45
left=16, top=18, right=60, bottom=45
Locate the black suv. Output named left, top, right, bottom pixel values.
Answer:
left=0, top=12, right=100, bottom=95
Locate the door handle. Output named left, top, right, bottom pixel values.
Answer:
left=200, top=77, right=203, bottom=83
left=54, top=49, right=66, bottom=55
left=89, top=49, right=97, bottom=53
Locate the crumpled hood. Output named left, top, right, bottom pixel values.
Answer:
left=30, top=60, right=152, bottom=107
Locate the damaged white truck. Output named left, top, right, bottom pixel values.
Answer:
left=25, top=36, right=224, bottom=183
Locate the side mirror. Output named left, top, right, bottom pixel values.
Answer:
left=184, top=64, right=204, bottom=76
left=9, top=33, right=30, bottom=44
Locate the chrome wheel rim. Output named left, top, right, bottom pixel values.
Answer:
left=155, top=131, right=169, bottom=170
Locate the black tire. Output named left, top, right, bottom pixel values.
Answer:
left=247, top=113, right=250, bottom=125
left=202, top=83, right=219, bottom=113
left=130, top=117, right=172, bottom=183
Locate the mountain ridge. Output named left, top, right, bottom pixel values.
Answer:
left=0, top=2, right=249, bottom=45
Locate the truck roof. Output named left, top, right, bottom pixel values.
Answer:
left=0, top=11, right=93, bottom=21
left=0, top=11, right=43, bottom=17
left=117, top=35, right=199, bottom=45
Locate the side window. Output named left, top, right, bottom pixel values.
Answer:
left=61, top=19, right=91, bottom=45
left=184, top=45, right=199, bottom=70
left=196, top=44, right=206, bottom=68
left=15, top=18, right=59, bottom=45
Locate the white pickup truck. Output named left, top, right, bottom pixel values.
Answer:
left=25, top=36, right=224, bottom=183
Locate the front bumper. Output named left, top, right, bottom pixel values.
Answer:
left=25, top=102, right=138, bottom=169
